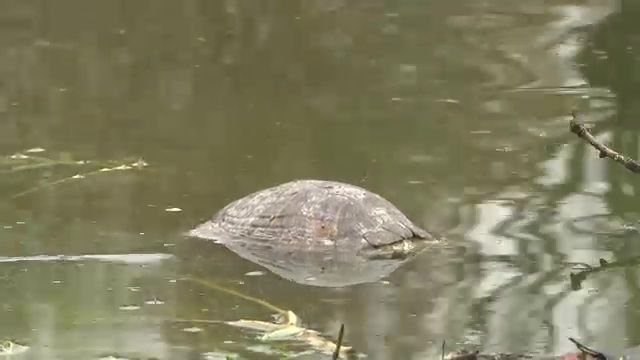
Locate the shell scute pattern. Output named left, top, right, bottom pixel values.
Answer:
left=197, top=180, right=431, bottom=251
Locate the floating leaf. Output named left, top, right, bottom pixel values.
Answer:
left=260, top=325, right=305, bottom=341
left=189, top=278, right=358, bottom=358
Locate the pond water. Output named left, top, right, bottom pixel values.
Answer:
left=1, top=1, right=640, bottom=359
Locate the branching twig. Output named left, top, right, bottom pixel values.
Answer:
left=569, top=112, right=640, bottom=173
left=569, top=255, right=640, bottom=290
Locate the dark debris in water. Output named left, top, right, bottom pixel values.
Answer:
left=443, top=337, right=640, bottom=360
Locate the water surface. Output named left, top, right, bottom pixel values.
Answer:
left=1, top=1, right=639, bottom=359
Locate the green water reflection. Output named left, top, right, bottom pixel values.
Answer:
left=1, top=0, right=639, bottom=359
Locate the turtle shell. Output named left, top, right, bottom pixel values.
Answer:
left=189, top=179, right=432, bottom=252
left=190, top=180, right=431, bottom=252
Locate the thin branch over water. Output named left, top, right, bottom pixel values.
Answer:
left=569, top=112, right=640, bottom=173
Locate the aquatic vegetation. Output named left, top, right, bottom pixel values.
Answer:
left=184, top=277, right=358, bottom=359
left=1, top=148, right=147, bottom=199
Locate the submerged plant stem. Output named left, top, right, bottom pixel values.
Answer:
left=182, top=276, right=287, bottom=314
left=11, top=159, right=147, bottom=199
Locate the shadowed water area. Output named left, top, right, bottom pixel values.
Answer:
left=1, top=0, right=640, bottom=359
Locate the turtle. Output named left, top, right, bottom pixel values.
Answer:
left=188, top=179, right=437, bottom=260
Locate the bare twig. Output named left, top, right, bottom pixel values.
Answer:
left=569, top=338, right=607, bottom=360
left=442, top=340, right=446, bottom=360
left=569, top=112, right=640, bottom=173
left=333, top=323, right=345, bottom=360
left=569, top=255, right=640, bottom=290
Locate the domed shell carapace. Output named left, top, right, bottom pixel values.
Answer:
left=189, top=179, right=433, bottom=257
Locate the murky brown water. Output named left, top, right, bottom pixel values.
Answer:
left=1, top=0, right=640, bottom=359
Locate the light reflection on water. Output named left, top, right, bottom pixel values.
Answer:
left=2, top=0, right=640, bottom=359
